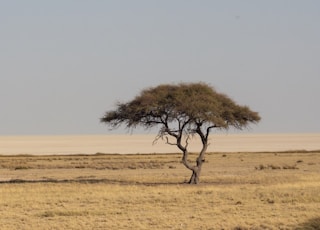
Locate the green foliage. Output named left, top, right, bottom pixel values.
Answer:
left=101, top=82, right=260, bottom=133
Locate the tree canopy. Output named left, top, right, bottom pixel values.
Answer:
left=101, top=82, right=261, bottom=184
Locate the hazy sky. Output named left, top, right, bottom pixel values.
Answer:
left=1, top=1, right=319, bottom=135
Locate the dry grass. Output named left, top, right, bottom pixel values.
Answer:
left=0, top=152, right=320, bottom=229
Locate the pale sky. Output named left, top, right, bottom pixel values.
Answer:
left=1, top=1, right=319, bottom=135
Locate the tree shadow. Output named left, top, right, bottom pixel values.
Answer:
left=0, top=178, right=187, bottom=186
left=295, top=217, right=320, bottom=230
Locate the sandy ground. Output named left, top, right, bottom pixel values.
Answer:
left=0, top=133, right=319, bottom=155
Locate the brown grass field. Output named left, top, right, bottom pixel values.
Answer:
left=0, top=151, right=320, bottom=229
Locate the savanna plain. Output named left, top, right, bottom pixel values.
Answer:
left=1, top=151, right=320, bottom=230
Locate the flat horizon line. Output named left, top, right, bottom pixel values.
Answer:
left=1, top=132, right=320, bottom=137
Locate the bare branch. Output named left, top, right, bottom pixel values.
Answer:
left=165, top=136, right=177, bottom=146
left=206, top=124, right=219, bottom=139
left=185, top=134, right=190, bottom=149
left=152, top=133, right=162, bottom=146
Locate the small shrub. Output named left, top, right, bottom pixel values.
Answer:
left=233, top=226, right=248, bottom=230
left=268, top=164, right=281, bottom=170
left=255, top=164, right=266, bottom=170
left=255, top=164, right=298, bottom=170
left=282, top=165, right=298, bottom=170
left=14, top=166, right=29, bottom=170
left=255, top=164, right=281, bottom=170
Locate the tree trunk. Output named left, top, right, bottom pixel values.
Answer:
left=180, top=131, right=208, bottom=184
left=188, top=159, right=203, bottom=184
left=188, top=168, right=200, bottom=184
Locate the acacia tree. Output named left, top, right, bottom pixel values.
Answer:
left=101, top=82, right=260, bottom=184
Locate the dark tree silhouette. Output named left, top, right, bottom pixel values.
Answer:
left=101, top=82, right=261, bottom=184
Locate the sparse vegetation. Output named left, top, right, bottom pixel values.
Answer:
left=255, top=164, right=299, bottom=170
left=0, top=151, right=319, bottom=229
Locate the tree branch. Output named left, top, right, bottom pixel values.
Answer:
left=165, top=136, right=177, bottom=146
left=206, top=124, right=219, bottom=139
